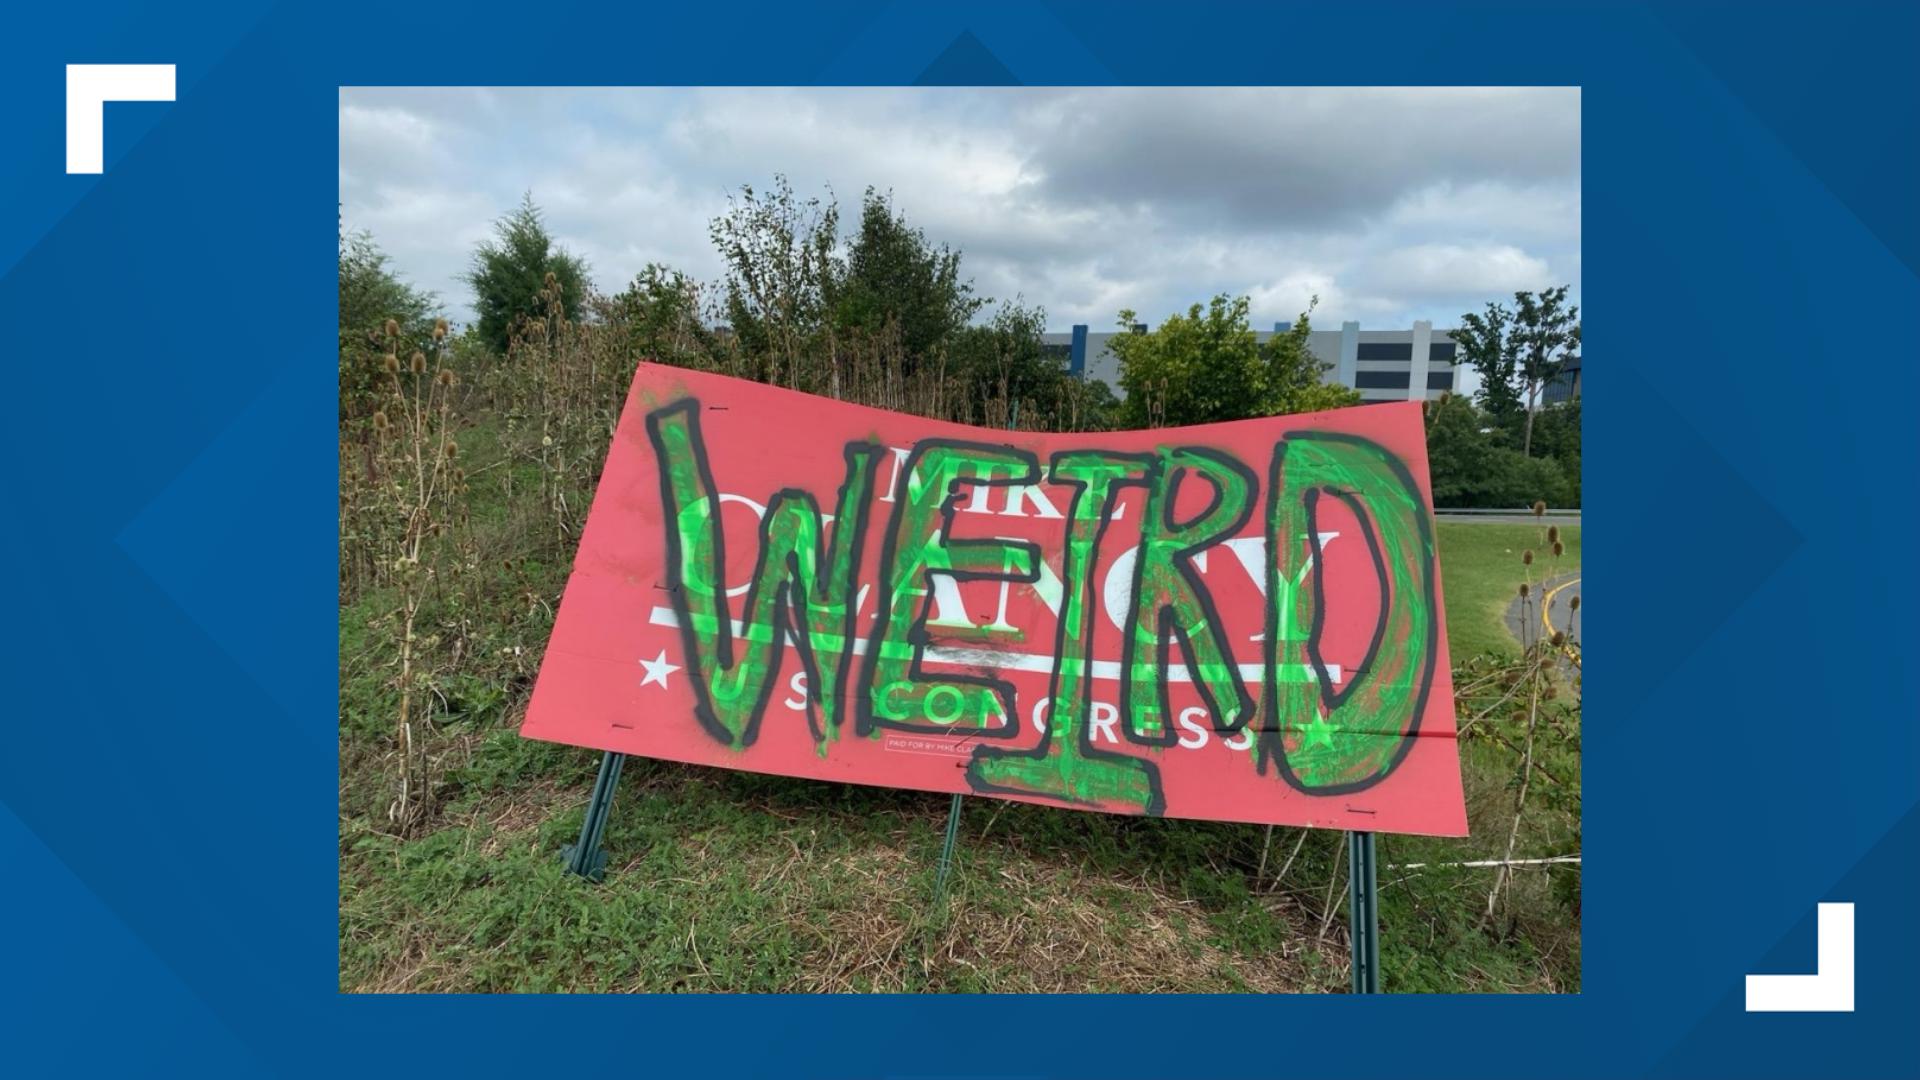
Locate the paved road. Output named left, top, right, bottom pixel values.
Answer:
left=1504, top=571, right=1581, bottom=651
left=1437, top=510, right=1583, bottom=527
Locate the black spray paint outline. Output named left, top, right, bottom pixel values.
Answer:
left=1117, top=446, right=1259, bottom=749
left=1256, top=430, right=1440, bottom=796
left=645, top=397, right=881, bottom=749
left=854, top=438, right=1043, bottom=740
left=965, top=449, right=1168, bottom=815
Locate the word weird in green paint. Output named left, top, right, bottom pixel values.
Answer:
left=1258, top=433, right=1440, bottom=794
left=646, top=400, right=878, bottom=751
left=645, top=398, right=1441, bottom=814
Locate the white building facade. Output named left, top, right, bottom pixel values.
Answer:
left=1042, top=320, right=1472, bottom=406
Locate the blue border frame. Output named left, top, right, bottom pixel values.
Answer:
left=2, top=2, right=1915, bottom=1076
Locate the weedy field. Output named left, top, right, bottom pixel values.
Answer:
left=1438, top=522, right=1583, bottom=661
left=338, top=293, right=1581, bottom=993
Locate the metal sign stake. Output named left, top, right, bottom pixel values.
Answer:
left=931, top=404, right=1018, bottom=909
left=1348, top=830, right=1381, bottom=993
left=562, top=751, right=626, bottom=882
left=932, top=792, right=964, bottom=906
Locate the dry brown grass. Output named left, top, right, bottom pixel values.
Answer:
left=341, top=751, right=1340, bottom=994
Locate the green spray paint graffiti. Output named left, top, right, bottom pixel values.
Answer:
left=641, top=397, right=1442, bottom=816
left=966, top=451, right=1162, bottom=813
left=1260, top=432, right=1440, bottom=793
left=646, top=399, right=879, bottom=751
left=857, top=441, right=1041, bottom=738
left=1120, top=447, right=1259, bottom=748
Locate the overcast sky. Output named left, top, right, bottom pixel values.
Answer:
left=339, top=87, right=1580, bottom=334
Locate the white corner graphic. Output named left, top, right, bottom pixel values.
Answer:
left=66, top=64, right=175, bottom=174
left=1745, top=902, right=1854, bottom=1012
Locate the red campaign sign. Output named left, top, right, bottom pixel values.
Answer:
left=522, top=363, right=1466, bottom=836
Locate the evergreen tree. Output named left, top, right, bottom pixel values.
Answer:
left=835, top=188, right=983, bottom=367
left=465, top=193, right=589, bottom=352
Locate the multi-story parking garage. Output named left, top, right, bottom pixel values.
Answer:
left=1042, top=320, right=1473, bottom=405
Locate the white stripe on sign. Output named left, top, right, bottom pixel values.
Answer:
left=646, top=606, right=1339, bottom=683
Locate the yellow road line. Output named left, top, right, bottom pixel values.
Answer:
left=1542, top=576, right=1581, bottom=639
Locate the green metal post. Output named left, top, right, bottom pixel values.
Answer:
left=1348, top=830, right=1381, bottom=993
left=932, top=792, right=964, bottom=905
left=929, top=404, right=1017, bottom=907
left=562, top=751, right=625, bottom=883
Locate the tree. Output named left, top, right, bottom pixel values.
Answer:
left=609, top=263, right=717, bottom=371
left=945, top=300, right=1117, bottom=430
left=1113, top=294, right=1358, bottom=428
left=340, top=226, right=434, bottom=341
left=1452, top=300, right=1522, bottom=433
left=1452, top=286, right=1580, bottom=456
left=1112, top=295, right=1266, bottom=427
left=709, top=176, right=841, bottom=385
left=1511, top=286, right=1580, bottom=456
left=339, top=225, right=436, bottom=424
left=835, top=188, right=984, bottom=368
left=1058, top=376, right=1122, bottom=433
left=1423, top=393, right=1577, bottom=509
left=1527, top=398, right=1582, bottom=505
left=1261, top=297, right=1362, bottom=414
left=465, top=193, right=589, bottom=352
left=946, top=301, right=1049, bottom=416
left=1422, top=393, right=1505, bottom=507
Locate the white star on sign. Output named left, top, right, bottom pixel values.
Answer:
left=639, top=649, right=680, bottom=689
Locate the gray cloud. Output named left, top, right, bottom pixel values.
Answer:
left=1019, top=88, right=1579, bottom=231
left=339, top=87, right=1579, bottom=335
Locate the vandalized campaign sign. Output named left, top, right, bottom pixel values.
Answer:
left=522, top=364, right=1466, bottom=836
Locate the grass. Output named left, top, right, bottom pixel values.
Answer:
left=339, top=725, right=1575, bottom=992
left=1436, top=521, right=1582, bottom=661
left=339, top=724, right=1337, bottom=992
left=340, top=387, right=1579, bottom=994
